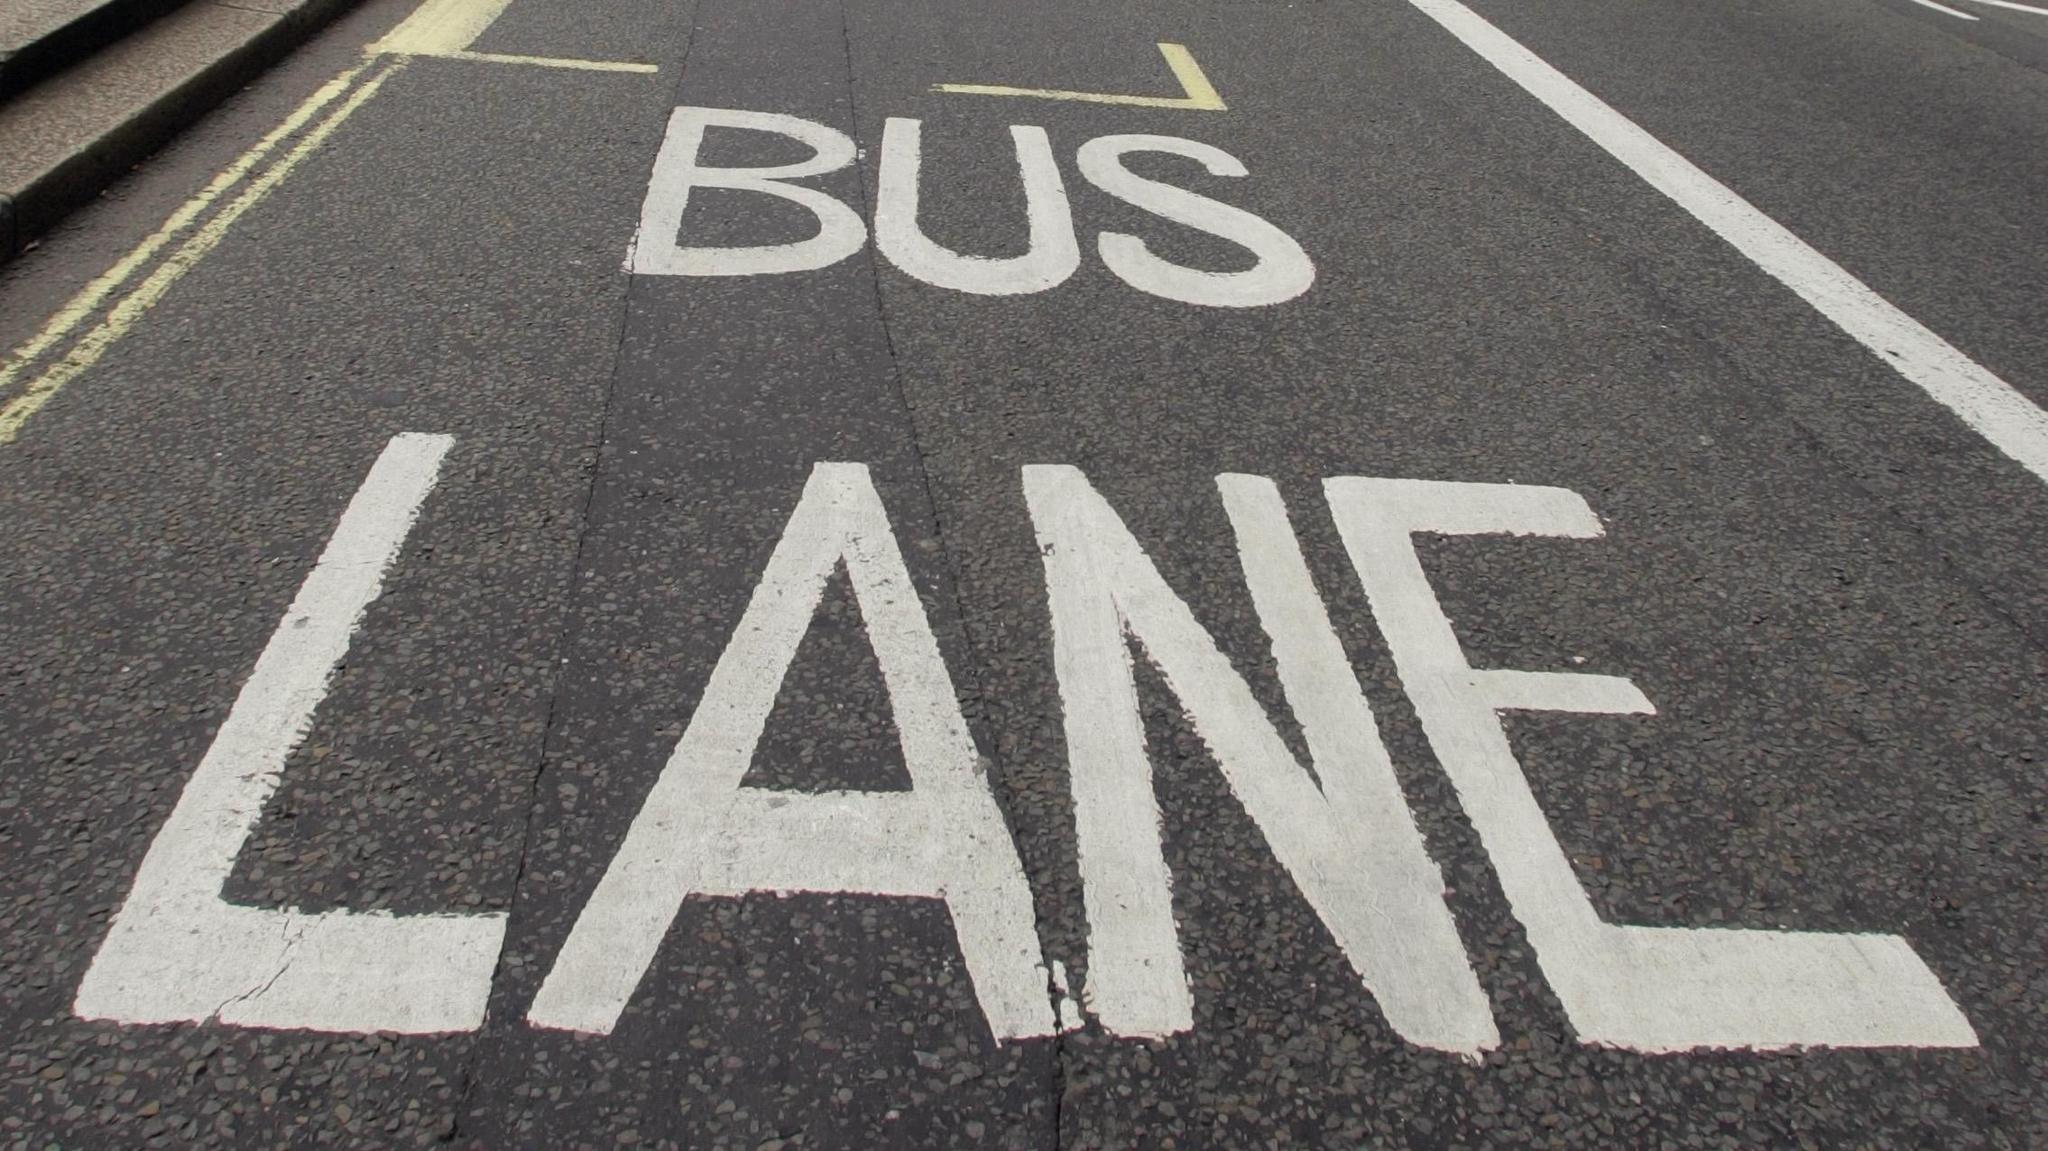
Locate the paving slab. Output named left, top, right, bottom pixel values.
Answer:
left=0, top=0, right=185, bottom=96
left=0, top=0, right=356, bottom=260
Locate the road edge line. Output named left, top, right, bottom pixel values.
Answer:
left=1406, top=0, right=2048, bottom=485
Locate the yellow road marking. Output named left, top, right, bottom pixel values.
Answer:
left=935, top=43, right=1226, bottom=111
left=0, top=61, right=373, bottom=401
left=373, top=0, right=653, bottom=72
left=370, top=0, right=514, bottom=55
left=0, top=0, right=662, bottom=445
left=0, top=61, right=405, bottom=442
left=442, top=50, right=657, bottom=73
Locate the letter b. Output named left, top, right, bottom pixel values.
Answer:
left=629, top=107, right=867, bottom=277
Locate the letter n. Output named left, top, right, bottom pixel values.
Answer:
left=1024, top=465, right=1496, bottom=1053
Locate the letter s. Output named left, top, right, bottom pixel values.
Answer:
left=1076, top=134, right=1314, bottom=308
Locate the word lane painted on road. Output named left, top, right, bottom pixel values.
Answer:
left=628, top=107, right=1316, bottom=308
left=75, top=437, right=1978, bottom=1057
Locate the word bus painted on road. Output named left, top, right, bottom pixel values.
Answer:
left=627, top=107, right=1317, bottom=308
left=74, top=437, right=1978, bottom=1057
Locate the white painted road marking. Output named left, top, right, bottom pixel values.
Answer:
left=529, top=463, right=1052, bottom=1041
left=1077, top=135, right=1316, bottom=308
left=74, top=434, right=508, bottom=1034
left=1404, top=0, right=2048, bottom=485
left=1026, top=466, right=1495, bottom=1051
left=876, top=119, right=1081, bottom=295
left=1955, top=0, right=2048, bottom=15
left=631, top=107, right=1314, bottom=306
left=1907, top=0, right=1981, bottom=20
left=1325, top=476, right=1978, bottom=1051
left=68, top=456, right=1986, bottom=1049
left=628, top=107, right=869, bottom=278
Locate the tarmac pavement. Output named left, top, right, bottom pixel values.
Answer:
left=0, top=0, right=2044, bottom=1145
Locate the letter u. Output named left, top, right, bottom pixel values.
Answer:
left=875, top=118, right=1081, bottom=294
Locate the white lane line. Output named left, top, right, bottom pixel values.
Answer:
left=1908, top=0, right=1981, bottom=19
left=1405, top=0, right=2048, bottom=485
left=1961, top=0, right=2048, bottom=15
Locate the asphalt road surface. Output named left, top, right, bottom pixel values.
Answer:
left=2, top=0, right=2045, bottom=1146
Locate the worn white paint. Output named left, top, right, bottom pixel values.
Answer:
left=1404, top=0, right=2048, bottom=485
left=1959, top=0, right=2048, bottom=15
left=628, top=108, right=868, bottom=278
left=1024, top=466, right=1495, bottom=1051
left=1076, top=135, right=1314, bottom=308
left=74, top=434, right=507, bottom=1034
left=1323, top=476, right=1978, bottom=1052
left=528, top=464, right=1051, bottom=1040
left=875, top=119, right=1080, bottom=295
left=1905, top=0, right=1980, bottom=20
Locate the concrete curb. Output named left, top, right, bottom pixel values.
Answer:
left=0, top=0, right=191, bottom=100
left=0, top=0, right=361, bottom=265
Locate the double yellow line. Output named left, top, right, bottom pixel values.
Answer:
left=0, top=0, right=655, bottom=445
left=0, top=57, right=404, bottom=443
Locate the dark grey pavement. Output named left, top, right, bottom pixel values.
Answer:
left=0, top=0, right=2044, bottom=1145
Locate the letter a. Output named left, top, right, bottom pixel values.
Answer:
left=529, top=464, right=1052, bottom=1040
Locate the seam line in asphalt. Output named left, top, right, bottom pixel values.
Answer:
left=436, top=6, right=705, bottom=1134
left=832, top=0, right=1071, bottom=1142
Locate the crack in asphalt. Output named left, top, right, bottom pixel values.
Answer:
left=209, top=915, right=304, bottom=1022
